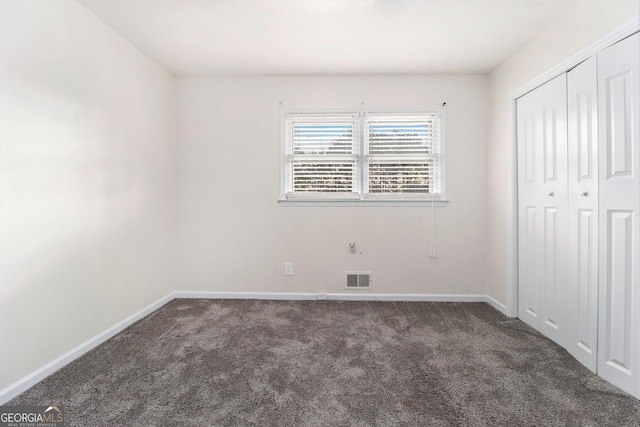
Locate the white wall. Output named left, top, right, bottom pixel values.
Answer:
left=176, top=75, right=488, bottom=296
left=486, top=0, right=639, bottom=305
left=0, top=0, right=176, bottom=391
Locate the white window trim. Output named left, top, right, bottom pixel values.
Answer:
left=279, top=107, right=448, bottom=206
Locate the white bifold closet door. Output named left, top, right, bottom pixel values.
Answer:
left=517, top=32, right=640, bottom=399
left=567, top=57, right=599, bottom=373
left=517, top=74, right=569, bottom=348
left=597, top=33, right=640, bottom=398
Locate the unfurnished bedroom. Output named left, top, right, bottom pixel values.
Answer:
left=1, top=0, right=639, bottom=425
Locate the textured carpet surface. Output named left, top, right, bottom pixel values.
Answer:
left=9, top=299, right=640, bottom=426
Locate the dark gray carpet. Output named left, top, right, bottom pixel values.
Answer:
left=8, top=299, right=640, bottom=426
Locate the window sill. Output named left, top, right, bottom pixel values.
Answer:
left=278, top=199, right=449, bottom=207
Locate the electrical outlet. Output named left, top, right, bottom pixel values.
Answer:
left=284, top=262, right=294, bottom=276
left=349, top=243, right=356, bottom=254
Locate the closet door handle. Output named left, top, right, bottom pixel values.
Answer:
left=547, top=192, right=555, bottom=197
left=581, top=191, right=589, bottom=197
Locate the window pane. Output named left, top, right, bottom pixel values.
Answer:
left=291, top=160, right=357, bottom=192
left=365, top=113, right=441, bottom=195
left=366, top=115, right=439, bottom=156
left=286, top=113, right=359, bottom=196
left=293, top=124, right=354, bottom=155
left=368, top=161, right=437, bottom=194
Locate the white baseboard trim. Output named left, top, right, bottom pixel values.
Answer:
left=485, top=295, right=507, bottom=315
left=328, top=293, right=488, bottom=302
left=172, top=290, right=501, bottom=305
left=0, top=293, right=174, bottom=405
left=1, top=290, right=505, bottom=404
left=172, top=291, right=320, bottom=300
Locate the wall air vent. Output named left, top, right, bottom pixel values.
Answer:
left=345, top=272, right=371, bottom=289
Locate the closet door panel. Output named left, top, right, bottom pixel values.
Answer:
left=520, top=205, right=540, bottom=326
left=538, top=89, right=568, bottom=347
left=567, top=56, right=598, bottom=372
left=598, top=33, right=640, bottom=399
left=517, top=74, right=569, bottom=347
left=606, top=211, right=633, bottom=372
left=542, top=206, right=560, bottom=333
left=518, top=98, right=543, bottom=331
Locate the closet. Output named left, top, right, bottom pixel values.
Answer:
left=516, top=33, right=640, bottom=399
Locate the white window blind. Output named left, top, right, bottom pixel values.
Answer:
left=285, top=113, right=360, bottom=198
left=282, top=109, right=444, bottom=202
left=364, top=113, right=441, bottom=198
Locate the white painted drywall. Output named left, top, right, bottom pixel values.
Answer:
left=486, top=0, right=639, bottom=306
left=176, top=75, right=488, bottom=296
left=0, top=0, right=176, bottom=391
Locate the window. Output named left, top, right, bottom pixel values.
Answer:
left=281, top=109, right=445, bottom=204
left=284, top=113, right=360, bottom=199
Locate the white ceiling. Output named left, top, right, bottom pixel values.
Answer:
left=78, top=0, right=580, bottom=76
